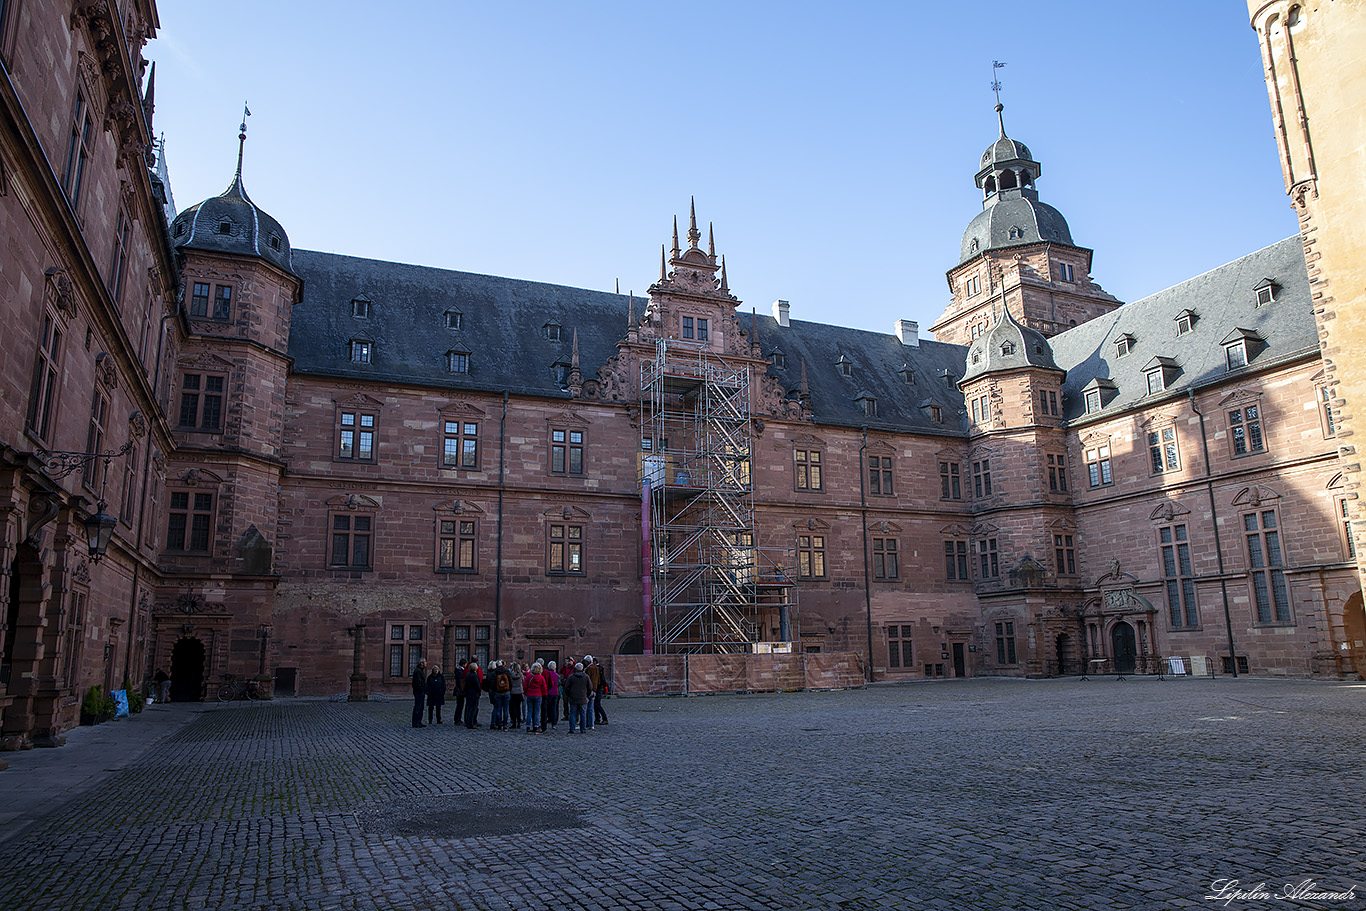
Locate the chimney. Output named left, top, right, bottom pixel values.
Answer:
left=895, top=319, right=919, bottom=347
left=772, top=299, right=790, bottom=328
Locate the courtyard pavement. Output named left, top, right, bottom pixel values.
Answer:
left=0, top=677, right=1362, bottom=911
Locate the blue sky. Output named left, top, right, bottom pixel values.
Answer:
left=151, top=2, right=1296, bottom=339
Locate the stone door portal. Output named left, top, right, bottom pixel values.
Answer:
left=171, top=637, right=205, bottom=701
left=1111, top=622, right=1137, bottom=675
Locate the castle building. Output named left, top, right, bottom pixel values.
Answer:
left=0, top=1, right=1361, bottom=752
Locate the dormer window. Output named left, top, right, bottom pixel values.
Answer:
left=971, top=350, right=982, bottom=365
left=1115, top=334, right=1135, bottom=357
left=445, top=311, right=463, bottom=330
left=1145, top=369, right=1164, bottom=395
left=544, top=322, right=562, bottom=342
left=856, top=395, right=878, bottom=417
left=447, top=350, right=470, bottom=374
left=350, top=340, right=372, bottom=364
left=216, top=219, right=231, bottom=235
left=1175, top=309, right=1197, bottom=335
left=970, top=239, right=980, bottom=254
left=1222, top=328, right=1262, bottom=370
left=1085, top=390, right=1101, bottom=413
left=1081, top=377, right=1117, bottom=415
left=174, top=222, right=185, bottom=237
left=836, top=355, right=854, bottom=378
left=1254, top=279, right=1279, bottom=307
left=268, top=233, right=281, bottom=251
left=930, top=405, right=942, bottom=423
left=1225, top=341, right=1248, bottom=369
left=900, top=367, right=915, bottom=385
left=552, top=361, right=571, bottom=387
left=1008, top=225, right=1023, bottom=239
left=1000, top=341, right=1016, bottom=357
left=771, top=350, right=786, bottom=368
left=1144, top=356, right=1180, bottom=395
left=351, top=296, right=371, bottom=319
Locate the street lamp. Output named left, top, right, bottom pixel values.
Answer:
left=83, top=500, right=118, bottom=562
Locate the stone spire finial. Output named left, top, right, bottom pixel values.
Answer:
left=671, top=217, right=681, bottom=258
left=660, top=245, right=667, bottom=281
left=708, top=222, right=715, bottom=260
left=719, top=255, right=729, bottom=293
left=687, top=197, right=701, bottom=249
left=568, top=328, right=583, bottom=396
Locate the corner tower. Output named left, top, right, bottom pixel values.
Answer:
left=931, top=104, right=1119, bottom=346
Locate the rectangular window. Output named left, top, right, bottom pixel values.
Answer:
left=83, top=392, right=107, bottom=489
left=939, top=462, right=962, bottom=500
left=442, top=421, right=478, bottom=469
left=1038, top=389, right=1059, bottom=417
left=1225, top=343, right=1248, bottom=370
left=190, top=282, right=211, bottom=317
left=338, top=412, right=377, bottom=461
left=1146, top=370, right=1164, bottom=395
left=944, top=540, right=969, bottom=581
left=1049, top=391, right=1059, bottom=415
left=167, top=491, right=213, bottom=552
left=548, top=523, right=584, bottom=574
left=1229, top=405, right=1265, bottom=456
left=972, top=459, right=992, bottom=498
left=1149, top=427, right=1179, bottom=473
left=1160, top=524, right=1199, bottom=628
left=1222, top=655, right=1251, bottom=675
left=109, top=210, right=130, bottom=304
left=1084, top=389, right=1102, bottom=414
left=995, top=621, right=1017, bottom=664
left=795, top=449, right=823, bottom=491
left=331, top=514, right=373, bottom=569
left=697, top=318, right=709, bottom=341
left=213, top=285, right=232, bottom=320
left=27, top=314, right=62, bottom=442
left=63, top=91, right=92, bottom=206
left=550, top=428, right=584, bottom=475
left=178, top=373, right=225, bottom=431
left=868, top=456, right=893, bottom=496
left=971, top=394, right=989, bottom=424
left=887, top=624, right=913, bottom=669
left=1046, top=453, right=1067, bottom=492
left=872, top=538, right=898, bottom=580
left=977, top=538, right=998, bottom=578
left=797, top=534, right=827, bottom=579
left=1320, top=387, right=1337, bottom=438
left=1244, top=510, right=1290, bottom=623
left=387, top=623, right=426, bottom=678
left=1057, top=263, right=1075, bottom=282
left=438, top=519, right=477, bottom=572
left=1054, top=534, right=1076, bottom=575
left=1086, top=445, right=1112, bottom=487
left=1340, top=497, right=1356, bottom=561
left=965, top=275, right=981, bottom=297
left=448, top=352, right=469, bottom=374
left=681, top=317, right=694, bottom=339
left=351, top=341, right=371, bottom=363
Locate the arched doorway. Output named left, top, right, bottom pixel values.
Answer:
left=170, top=637, right=205, bottom=701
left=1055, top=633, right=1072, bottom=676
left=1111, top=622, right=1137, bottom=675
left=1343, top=593, right=1366, bottom=678
left=617, top=633, right=644, bottom=655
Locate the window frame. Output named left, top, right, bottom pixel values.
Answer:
left=944, top=539, right=969, bottom=582
left=1159, top=523, right=1199, bottom=629
left=1148, top=427, right=1180, bottom=474
left=796, top=533, right=827, bottom=580
left=1046, top=453, right=1068, bottom=492
left=82, top=390, right=108, bottom=490
left=977, top=537, right=999, bottom=579
left=26, top=312, right=63, bottom=443
left=1085, top=444, right=1113, bottom=488
left=867, top=455, right=894, bottom=497
left=387, top=622, right=426, bottom=678
left=1229, top=405, right=1265, bottom=457
left=794, top=448, right=824, bottom=492
left=549, top=427, right=585, bottom=476
left=547, top=522, right=585, bottom=575
left=166, top=490, right=214, bottom=553
left=1054, top=533, right=1077, bottom=576
left=972, top=459, right=992, bottom=498
left=437, top=518, right=478, bottom=573
left=441, top=419, right=479, bottom=470
left=939, top=461, right=962, bottom=500
left=330, top=512, right=374, bottom=571
left=1319, top=386, right=1337, bottom=439
left=62, top=90, right=92, bottom=209
left=886, top=624, right=914, bottom=670
left=995, top=621, right=1018, bottom=665
left=350, top=340, right=372, bottom=364
left=177, top=372, right=226, bottom=432
left=872, top=537, right=898, bottom=581
left=109, top=209, right=130, bottom=305
left=1243, top=509, right=1291, bottom=624
left=336, top=410, right=378, bottom=462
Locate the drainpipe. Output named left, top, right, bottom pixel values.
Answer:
left=494, top=392, right=508, bottom=660
left=1189, top=389, right=1238, bottom=676
left=859, top=426, right=873, bottom=682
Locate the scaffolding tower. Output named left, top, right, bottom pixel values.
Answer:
left=640, top=338, right=797, bottom=653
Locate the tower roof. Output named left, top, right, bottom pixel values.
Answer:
left=961, top=301, right=1060, bottom=384
left=959, top=104, right=1073, bottom=263
left=169, top=127, right=293, bottom=273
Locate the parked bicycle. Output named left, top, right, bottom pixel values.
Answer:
left=217, top=673, right=265, bottom=702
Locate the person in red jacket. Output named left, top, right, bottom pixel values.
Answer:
left=541, top=660, right=560, bottom=732
left=523, top=662, right=547, bottom=733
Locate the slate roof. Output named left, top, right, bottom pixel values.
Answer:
left=753, top=316, right=968, bottom=435
left=1049, top=235, right=1315, bottom=422
left=962, top=304, right=1060, bottom=384
left=959, top=192, right=1074, bottom=264
left=171, top=170, right=293, bottom=273
left=288, top=251, right=633, bottom=398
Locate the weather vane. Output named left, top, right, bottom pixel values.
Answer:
left=991, top=60, right=1006, bottom=105
left=240, top=101, right=251, bottom=135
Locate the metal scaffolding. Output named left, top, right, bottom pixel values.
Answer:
left=639, top=338, right=797, bottom=653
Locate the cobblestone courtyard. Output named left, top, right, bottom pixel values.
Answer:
left=0, top=677, right=1363, bottom=911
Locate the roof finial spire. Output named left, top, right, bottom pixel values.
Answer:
left=571, top=327, right=580, bottom=368
left=991, top=61, right=1007, bottom=137
left=660, top=244, right=668, bottom=281
left=687, top=196, right=701, bottom=249
left=671, top=217, right=680, bottom=258
left=236, top=101, right=251, bottom=180
left=708, top=222, right=715, bottom=260
left=615, top=278, right=620, bottom=294
left=628, top=291, right=636, bottom=326
left=719, top=255, right=729, bottom=293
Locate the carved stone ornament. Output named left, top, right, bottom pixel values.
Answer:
left=44, top=267, right=78, bottom=319
left=72, top=559, right=92, bottom=586
left=94, top=352, right=118, bottom=390
left=128, top=409, right=147, bottom=440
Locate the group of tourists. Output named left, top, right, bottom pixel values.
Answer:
left=409, top=655, right=610, bottom=734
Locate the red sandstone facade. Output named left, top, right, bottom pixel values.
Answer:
left=0, top=3, right=1361, bottom=755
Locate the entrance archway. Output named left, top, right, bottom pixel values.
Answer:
left=1111, top=622, right=1137, bottom=675
left=1055, top=633, right=1072, bottom=676
left=170, top=637, right=205, bottom=701
left=617, top=633, right=644, bottom=655
left=1344, top=592, right=1366, bottom=678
